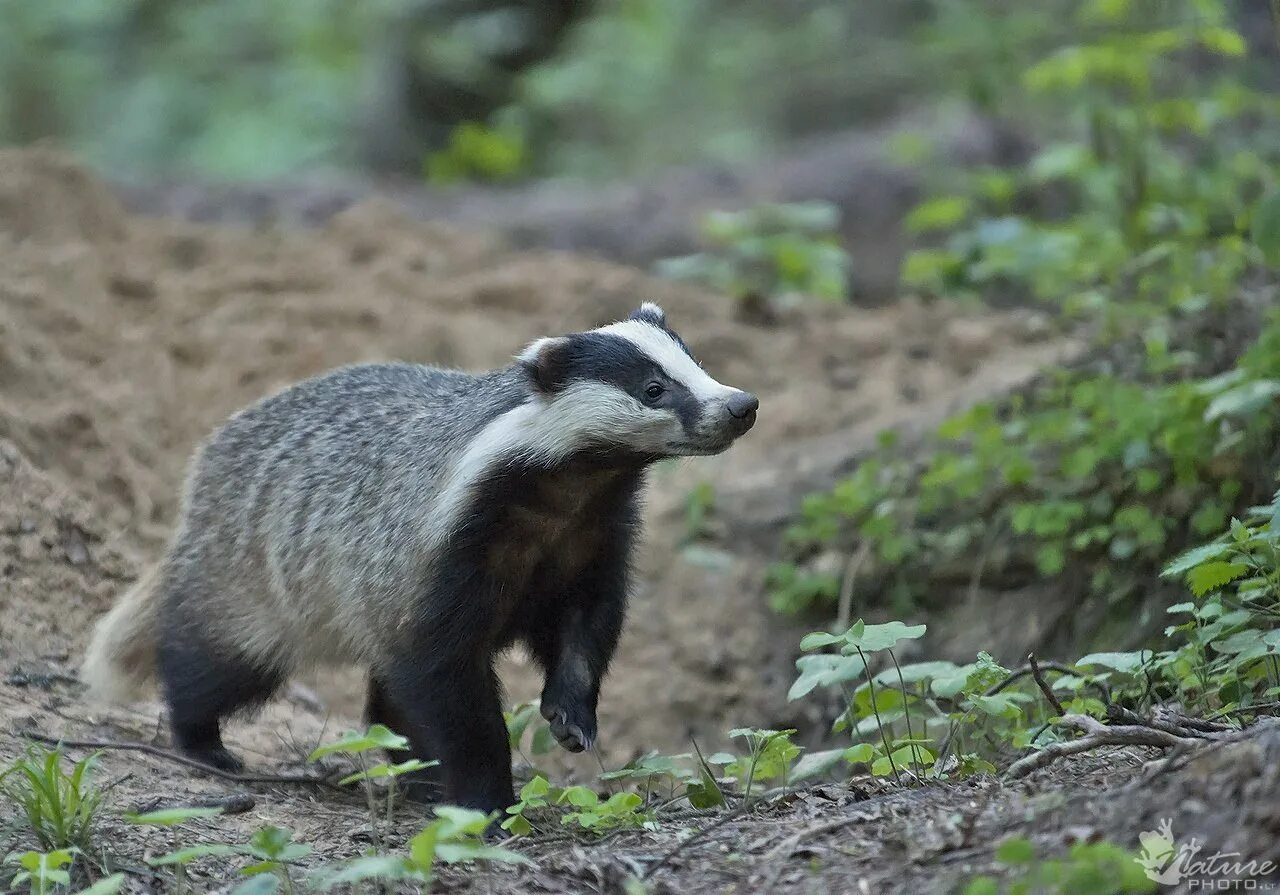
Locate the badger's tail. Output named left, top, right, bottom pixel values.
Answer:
left=82, top=563, right=163, bottom=703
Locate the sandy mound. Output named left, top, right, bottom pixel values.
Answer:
left=0, top=148, right=1076, bottom=769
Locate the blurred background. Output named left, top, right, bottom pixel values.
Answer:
left=3, top=0, right=1271, bottom=182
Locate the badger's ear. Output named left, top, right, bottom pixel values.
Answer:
left=518, top=336, right=573, bottom=394
left=628, top=302, right=667, bottom=327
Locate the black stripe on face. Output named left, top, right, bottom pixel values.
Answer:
left=563, top=332, right=704, bottom=432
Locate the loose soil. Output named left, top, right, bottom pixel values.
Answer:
left=5, top=149, right=1266, bottom=893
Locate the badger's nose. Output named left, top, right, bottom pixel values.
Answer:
left=726, top=391, right=759, bottom=432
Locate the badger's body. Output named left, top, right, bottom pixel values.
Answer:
left=83, top=304, right=757, bottom=812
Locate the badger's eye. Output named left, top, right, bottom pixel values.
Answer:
left=644, top=382, right=665, bottom=401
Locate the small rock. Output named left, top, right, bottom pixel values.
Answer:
left=944, top=318, right=996, bottom=372
left=1010, top=309, right=1053, bottom=342
left=108, top=272, right=156, bottom=301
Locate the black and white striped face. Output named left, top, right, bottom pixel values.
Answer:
left=518, top=304, right=758, bottom=459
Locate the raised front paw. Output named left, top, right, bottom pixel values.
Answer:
left=538, top=697, right=597, bottom=753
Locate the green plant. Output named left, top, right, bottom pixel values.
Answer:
left=314, top=806, right=528, bottom=889
left=0, top=745, right=104, bottom=853
left=307, top=724, right=437, bottom=850
left=1, top=850, right=121, bottom=895
left=657, top=202, right=851, bottom=304
left=501, top=775, right=650, bottom=836
left=724, top=728, right=801, bottom=804
left=145, top=824, right=311, bottom=895
left=964, top=836, right=1156, bottom=894
left=125, top=806, right=225, bottom=895
left=1074, top=488, right=1280, bottom=716
left=4, top=849, right=76, bottom=895
left=505, top=700, right=559, bottom=763
left=424, top=120, right=528, bottom=183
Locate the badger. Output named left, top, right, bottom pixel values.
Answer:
left=83, top=303, right=758, bottom=813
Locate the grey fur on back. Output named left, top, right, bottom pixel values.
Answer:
left=166, top=362, right=529, bottom=673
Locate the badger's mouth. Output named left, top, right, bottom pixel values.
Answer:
left=664, top=435, right=740, bottom=457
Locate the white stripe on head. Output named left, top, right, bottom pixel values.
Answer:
left=594, top=318, right=735, bottom=401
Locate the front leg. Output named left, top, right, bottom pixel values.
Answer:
left=531, top=558, right=628, bottom=754
left=379, top=652, right=514, bottom=813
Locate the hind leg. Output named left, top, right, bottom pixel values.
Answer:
left=158, top=629, right=284, bottom=772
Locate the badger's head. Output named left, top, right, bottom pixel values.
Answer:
left=517, top=303, right=758, bottom=460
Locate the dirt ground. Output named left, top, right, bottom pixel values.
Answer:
left=11, top=148, right=1262, bottom=892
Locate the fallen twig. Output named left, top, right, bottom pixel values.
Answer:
left=1028, top=653, right=1065, bottom=717
left=15, top=729, right=345, bottom=791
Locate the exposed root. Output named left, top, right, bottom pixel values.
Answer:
left=1005, top=710, right=1254, bottom=780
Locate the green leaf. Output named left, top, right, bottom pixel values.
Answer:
left=964, top=877, right=1000, bottom=895
left=686, top=761, right=727, bottom=809
left=845, top=620, right=927, bottom=652
left=338, top=758, right=436, bottom=786
left=408, top=822, right=441, bottom=870
left=559, top=786, right=600, bottom=808
left=516, top=775, right=551, bottom=801
left=148, top=844, right=239, bottom=866
left=1075, top=651, right=1149, bottom=673
left=1205, top=381, right=1280, bottom=421
left=1187, top=561, right=1248, bottom=597
left=843, top=743, right=876, bottom=765
left=968, top=693, right=1023, bottom=720
left=995, top=836, right=1036, bottom=865
left=308, top=724, right=409, bottom=761
left=74, top=875, right=126, bottom=895
left=228, top=875, right=281, bottom=895
left=799, top=631, right=846, bottom=651
left=1161, top=541, right=1230, bottom=577
left=315, top=855, right=418, bottom=888
left=432, top=806, right=494, bottom=838
left=435, top=842, right=531, bottom=866
left=531, top=724, right=557, bottom=755
left=125, top=806, right=223, bottom=826
left=788, top=653, right=866, bottom=700
left=905, top=196, right=971, bottom=234
left=791, top=748, right=846, bottom=781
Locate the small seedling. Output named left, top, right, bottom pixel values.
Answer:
left=315, top=806, right=528, bottom=889
left=308, top=724, right=437, bottom=848
left=964, top=836, right=1156, bottom=894
left=1, top=745, right=104, bottom=853
left=503, top=776, right=650, bottom=836
left=725, top=728, right=801, bottom=805
left=5, top=849, right=76, bottom=895
left=144, top=823, right=310, bottom=894
left=126, top=806, right=224, bottom=895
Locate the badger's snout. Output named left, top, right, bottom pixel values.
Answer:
left=724, top=390, right=759, bottom=435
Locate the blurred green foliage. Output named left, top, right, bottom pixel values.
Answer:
left=0, top=0, right=1095, bottom=180
left=770, top=0, right=1280, bottom=643
left=0, top=0, right=396, bottom=177
left=656, top=201, right=851, bottom=303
